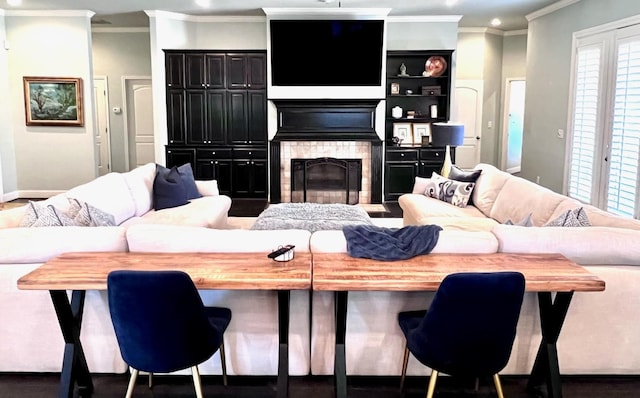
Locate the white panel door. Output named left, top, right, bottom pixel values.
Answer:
left=125, top=78, right=154, bottom=170
left=453, top=80, right=483, bottom=169
left=93, top=77, right=111, bottom=176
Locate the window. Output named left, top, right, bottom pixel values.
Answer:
left=568, top=22, right=640, bottom=219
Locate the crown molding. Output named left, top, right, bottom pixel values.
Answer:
left=145, top=10, right=264, bottom=23
left=458, top=27, right=522, bottom=36
left=5, top=9, right=95, bottom=18
left=527, top=0, right=581, bottom=22
left=387, top=15, right=462, bottom=23
left=262, top=8, right=391, bottom=18
left=504, top=29, right=528, bottom=37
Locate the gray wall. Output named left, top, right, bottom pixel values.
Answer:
left=523, top=0, right=640, bottom=192
left=0, top=15, right=16, bottom=197
left=480, top=33, right=503, bottom=165
left=92, top=30, right=152, bottom=173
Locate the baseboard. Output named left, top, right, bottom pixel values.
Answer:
left=14, top=190, right=65, bottom=199
left=506, top=166, right=521, bottom=174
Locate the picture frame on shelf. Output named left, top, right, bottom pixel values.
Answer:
left=23, top=76, right=84, bottom=127
left=412, top=123, right=431, bottom=145
left=390, top=82, right=400, bottom=95
left=393, top=123, right=412, bottom=145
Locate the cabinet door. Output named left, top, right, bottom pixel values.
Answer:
left=166, top=89, right=185, bottom=145
left=227, top=91, right=248, bottom=144
left=385, top=162, right=418, bottom=200
left=247, top=54, right=266, bottom=89
left=205, top=54, right=225, bottom=89
left=251, top=160, right=268, bottom=198
left=165, top=53, right=184, bottom=88
left=185, top=54, right=207, bottom=89
left=232, top=160, right=252, bottom=197
left=214, top=160, right=233, bottom=196
left=166, top=147, right=195, bottom=169
left=247, top=91, right=267, bottom=144
left=185, top=90, right=207, bottom=144
left=206, top=90, right=226, bottom=144
left=226, top=55, right=248, bottom=89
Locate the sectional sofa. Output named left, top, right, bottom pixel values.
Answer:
left=1, top=162, right=640, bottom=380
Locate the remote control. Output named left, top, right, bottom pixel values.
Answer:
left=267, top=245, right=295, bottom=259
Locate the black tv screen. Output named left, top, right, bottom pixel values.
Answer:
left=270, top=19, right=384, bottom=86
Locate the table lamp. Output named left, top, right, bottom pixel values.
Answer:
left=430, top=122, right=465, bottom=178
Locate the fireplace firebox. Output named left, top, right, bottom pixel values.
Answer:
left=291, top=158, right=362, bottom=204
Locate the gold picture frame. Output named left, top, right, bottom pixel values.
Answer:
left=23, top=76, right=84, bottom=127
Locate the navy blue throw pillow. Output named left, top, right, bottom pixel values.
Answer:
left=153, top=166, right=189, bottom=210
left=156, top=163, right=202, bottom=200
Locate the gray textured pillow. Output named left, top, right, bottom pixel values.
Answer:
left=545, top=207, right=591, bottom=227
left=504, top=213, right=534, bottom=227
left=424, top=173, right=475, bottom=208
left=68, top=198, right=116, bottom=227
left=19, top=201, right=75, bottom=227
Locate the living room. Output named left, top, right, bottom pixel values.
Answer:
left=2, top=1, right=640, bottom=397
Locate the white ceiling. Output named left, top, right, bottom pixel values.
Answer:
left=3, top=0, right=563, bottom=31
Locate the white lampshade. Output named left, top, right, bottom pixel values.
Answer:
left=430, top=122, right=465, bottom=147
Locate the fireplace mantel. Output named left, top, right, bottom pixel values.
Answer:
left=271, top=99, right=381, bottom=141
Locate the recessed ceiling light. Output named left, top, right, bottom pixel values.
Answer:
left=318, top=0, right=336, bottom=3
left=445, top=0, right=457, bottom=6
left=195, top=0, right=210, bottom=7
left=490, top=18, right=502, bottom=27
left=7, top=0, right=22, bottom=6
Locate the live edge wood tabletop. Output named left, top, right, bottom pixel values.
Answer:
left=17, top=251, right=313, bottom=291
left=311, top=252, right=606, bottom=293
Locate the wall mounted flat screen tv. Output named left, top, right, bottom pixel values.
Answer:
left=269, top=19, right=384, bottom=87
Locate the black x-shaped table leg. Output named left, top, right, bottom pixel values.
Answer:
left=277, top=290, right=291, bottom=398
left=527, top=291, right=574, bottom=398
left=334, top=291, right=349, bottom=398
left=50, top=290, right=93, bottom=398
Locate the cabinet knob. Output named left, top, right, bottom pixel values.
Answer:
left=212, top=151, right=216, bottom=155
left=202, top=83, right=205, bottom=87
left=400, top=153, right=405, bottom=157
left=248, top=151, right=252, bottom=155
left=251, top=161, right=254, bottom=165
left=215, top=161, right=218, bottom=164
left=435, top=153, right=440, bottom=157
left=168, top=83, right=172, bottom=87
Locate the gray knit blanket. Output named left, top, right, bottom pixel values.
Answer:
left=343, top=224, right=443, bottom=261
left=251, top=203, right=373, bottom=232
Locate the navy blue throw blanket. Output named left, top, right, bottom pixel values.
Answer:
left=343, top=224, right=443, bottom=261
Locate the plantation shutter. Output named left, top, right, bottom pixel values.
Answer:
left=607, top=36, right=640, bottom=217
left=568, top=43, right=602, bottom=203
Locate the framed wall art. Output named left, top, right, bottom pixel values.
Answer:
left=23, top=76, right=84, bottom=126
left=392, top=123, right=412, bottom=145
left=412, top=123, right=431, bottom=145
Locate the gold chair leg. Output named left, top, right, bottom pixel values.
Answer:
left=192, top=365, right=204, bottom=398
left=426, top=370, right=438, bottom=398
left=220, top=337, right=228, bottom=387
left=148, top=372, right=153, bottom=388
left=125, top=368, right=139, bottom=398
left=399, top=343, right=410, bottom=391
left=493, top=374, right=505, bottom=398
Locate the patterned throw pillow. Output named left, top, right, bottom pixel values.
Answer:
left=448, top=166, right=482, bottom=205
left=504, top=213, right=534, bottom=226
left=544, top=207, right=591, bottom=227
left=67, top=198, right=116, bottom=227
left=19, top=201, right=75, bottom=227
left=423, top=172, right=475, bottom=208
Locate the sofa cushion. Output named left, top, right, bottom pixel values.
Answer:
left=0, top=226, right=128, bottom=263
left=492, top=224, right=640, bottom=265
left=123, top=195, right=232, bottom=229
left=126, top=224, right=311, bottom=253
left=424, top=173, right=475, bottom=208
left=544, top=207, right=591, bottom=227
left=122, top=163, right=156, bottom=217
left=66, top=172, right=137, bottom=225
left=153, top=166, right=189, bottom=210
left=156, top=163, right=202, bottom=200
left=469, top=163, right=511, bottom=218
left=419, top=216, right=500, bottom=232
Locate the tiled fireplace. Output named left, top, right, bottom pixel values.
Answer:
left=269, top=100, right=383, bottom=204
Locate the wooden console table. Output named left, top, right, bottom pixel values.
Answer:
left=311, top=252, right=606, bottom=398
left=18, top=251, right=312, bottom=398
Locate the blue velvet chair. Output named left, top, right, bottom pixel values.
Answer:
left=107, top=270, right=232, bottom=398
left=398, top=271, right=525, bottom=398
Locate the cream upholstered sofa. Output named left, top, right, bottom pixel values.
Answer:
left=397, top=163, right=640, bottom=375
left=0, top=163, right=231, bottom=373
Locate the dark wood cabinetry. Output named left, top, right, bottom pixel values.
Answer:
left=385, top=146, right=454, bottom=201
left=384, top=50, right=455, bottom=201
left=164, top=50, right=267, bottom=199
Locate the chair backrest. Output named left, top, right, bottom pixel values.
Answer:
left=107, top=270, right=221, bottom=373
left=408, top=271, right=525, bottom=377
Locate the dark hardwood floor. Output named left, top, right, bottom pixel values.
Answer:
left=1, top=372, right=640, bottom=397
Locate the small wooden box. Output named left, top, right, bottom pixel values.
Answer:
left=421, top=86, right=441, bottom=96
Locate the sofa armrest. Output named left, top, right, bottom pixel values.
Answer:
left=195, top=179, right=219, bottom=196
left=492, top=224, right=640, bottom=265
